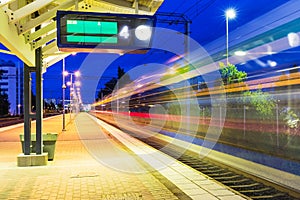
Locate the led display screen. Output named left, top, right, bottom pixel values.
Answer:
left=57, top=10, right=156, bottom=53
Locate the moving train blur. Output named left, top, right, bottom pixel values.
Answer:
left=92, top=57, right=300, bottom=172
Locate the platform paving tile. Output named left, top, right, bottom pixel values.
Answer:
left=0, top=113, right=249, bottom=199
left=190, top=193, right=219, bottom=200
left=182, top=187, right=208, bottom=196
left=181, top=171, right=208, bottom=181
left=193, top=179, right=219, bottom=186
left=218, top=195, right=247, bottom=200
left=208, top=189, right=236, bottom=196
left=195, top=180, right=229, bottom=190
left=0, top=114, right=182, bottom=200
left=176, top=183, right=199, bottom=190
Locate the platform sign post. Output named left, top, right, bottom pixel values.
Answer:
left=23, top=63, right=31, bottom=155
left=56, top=11, right=156, bottom=54
left=35, top=47, right=43, bottom=154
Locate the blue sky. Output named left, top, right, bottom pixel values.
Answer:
left=0, top=0, right=297, bottom=103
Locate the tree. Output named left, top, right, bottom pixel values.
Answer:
left=57, top=103, right=63, bottom=110
left=117, top=66, right=131, bottom=88
left=0, top=69, right=10, bottom=116
left=97, top=67, right=131, bottom=100
left=97, top=77, right=118, bottom=100
left=50, top=101, right=56, bottom=110
left=219, top=62, right=247, bottom=113
left=0, top=92, right=10, bottom=115
left=219, top=62, right=247, bottom=86
left=243, top=89, right=276, bottom=121
left=117, top=66, right=125, bottom=79
left=219, top=62, right=276, bottom=120
left=44, top=101, right=50, bottom=110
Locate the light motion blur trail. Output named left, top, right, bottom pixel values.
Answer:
left=92, top=66, right=300, bottom=163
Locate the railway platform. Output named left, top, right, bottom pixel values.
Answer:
left=0, top=112, right=246, bottom=200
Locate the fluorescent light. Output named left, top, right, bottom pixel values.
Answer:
left=287, top=32, right=300, bottom=47
left=267, top=60, right=277, bottom=67
left=234, top=50, right=247, bottom=56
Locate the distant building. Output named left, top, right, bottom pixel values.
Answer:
left=44, top=98, right=57, bottom=105
left=0, top=59, right=23, bottom=115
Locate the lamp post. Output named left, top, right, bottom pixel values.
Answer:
left=225, top=8, right=236, bottom=65
left=76, top=87, right=82, bottom=110
left=64, top=70, right=80, bottom=119
left=62, top=59, right=67, bottom=131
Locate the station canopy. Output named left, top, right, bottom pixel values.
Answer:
left=0, top=0, right=164, bottom=70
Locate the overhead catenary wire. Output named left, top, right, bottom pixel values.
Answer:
left=182, top=0, right=217, bottom=20
left=129, top=0, right=218, bottom=68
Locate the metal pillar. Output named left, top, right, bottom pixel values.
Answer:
left=70, top=74, right=73, bottom=120
left=226, top=15, right=229, bottom=65
left=35, top=47, right=43, bottom=154
left=184, top=17, right=191, bottom=131
left=116, top=82, right=119, bottom=113
left=23, top=63, right=31, bottom=155
left=75, top=0, right=78, bottom=10
left=276, top=103, right=279, bottom=147
left=135, top=0, right=139, bottom=14
left=243, top=105, right=246, bottom=139
left=62, top=58, right=66, bottom=131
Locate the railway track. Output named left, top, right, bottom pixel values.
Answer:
left=0, top=113, right=60, bottom=128
left=0, top=118, right=23, bottom=128
left=129, top=134, right=299, bottom=200
left=93, top=114, right=300, bottom=199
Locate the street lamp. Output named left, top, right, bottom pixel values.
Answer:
left=225, top=8, right=236, bottom=65
left=75, top=81, right=81, bottom=87
left=62, top=53, right=78, bottom=130
left=62, top=59, right=66, bottom=131
left=17, top=104, right=22, bottom=115
left=74, top=71, right=80, bottom=77
left=64, top=70, right=80, bottom=118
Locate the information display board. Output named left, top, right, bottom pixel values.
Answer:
left=57, top=10, right=156, bottom=53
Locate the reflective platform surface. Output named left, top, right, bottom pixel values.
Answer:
left=0, top=113, right=246, bottom=200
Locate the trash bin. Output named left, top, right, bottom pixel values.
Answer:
left=19, top=133, right=58, bottom=160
